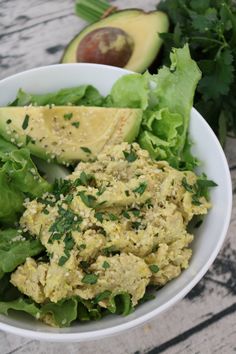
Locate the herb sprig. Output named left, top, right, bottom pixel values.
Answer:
left=157, top=0, right=236, bottom=145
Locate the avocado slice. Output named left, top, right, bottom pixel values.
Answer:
left=0, top=106, right=142, bottom=164
left=61, top=9, right=169, bottom=73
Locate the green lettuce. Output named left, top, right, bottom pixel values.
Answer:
left=0, top=137, right=52, bottom=224
left=0, top=291, right=133, bottom=327
left=9, top=85, right=104, bottom=107
left=0, top=229, right=44, bottom=279
left=108, top=44, right=201, bottom=170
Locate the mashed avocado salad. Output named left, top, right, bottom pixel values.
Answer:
left=0, top=45, right=216, bottom=327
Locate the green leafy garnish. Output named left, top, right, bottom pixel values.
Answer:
left=149, top=264, right=160, bottom=273
left=102, top=261, right=110, bottom=269
left=123, top=148, right=138, bottom=162
left=133, top=182, right=147, bottom=195
left=157, top=0, right=236, bottom=145
left=22, top=114, right=30, bottom=130
left=63, top=112, right=73, bottom=120
left=71, top=121, right=80, bottom=128
left=82, top=274, right=99, bottom=284
left=80, top=147, right=92, bottom=154
left=94, top=211, right=104, bottom=223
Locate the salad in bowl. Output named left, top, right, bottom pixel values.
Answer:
left=0, top=45, right=231, bottom=340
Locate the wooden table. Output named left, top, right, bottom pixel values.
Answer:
left=0, top=1, right=235, bottom=353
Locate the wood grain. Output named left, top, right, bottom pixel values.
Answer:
left=0, top=1, right=236, bottom=353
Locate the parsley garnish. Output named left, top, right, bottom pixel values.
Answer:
left=96, top=185, right=106, bottom=196
left=109, top=213, right=118, bottom=221
left=102, top=261, right=110, bottom=269
left=71, top=121, right=80, bottom=128
left=58, top=249, right=70, bottom=266
left=182, top=177, right=194, bottom=193
left=131, top=221, right=141, bottom=230
left=63, top=112, right=73, bottom=120
left=6, top=119, right=12, bottom=124
left=22, top=114, right=30, bottom=130
left=149, top=264, right=159, bottom=273
left=157, top=0, right=236, bottom=144
left=26, top=135, right=35, bottom=145
left=75, top=171, right=95, bottom=187
left=78, top=191, right=97, bottom=208
left=122, top=210, right=130, bottom=219
left=123, top=148, right=137, bottom=162
left=82, top=274, right=98, bottom=284
left=94, top=211, right=104, bottom=223
left=102, top=245, right=120, bottom=256
left=182, top=175, right=217, bottom=206
left=81, top=146, right=92, bottom=154
left=64, top=233, right=75, bottom=250
left=133, top=182, right=147, bottom=195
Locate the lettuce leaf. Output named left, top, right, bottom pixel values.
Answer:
left=108, top=44, right=201, bottom=170
left=9, top=85, right=104, bottom=107
left=0, top=229, right=44, bottom=278
left=0, top=137, right=52, bottom=224
left=0, top=298, right=40, bottom=318
left=40, top=298, right=78, bottom=327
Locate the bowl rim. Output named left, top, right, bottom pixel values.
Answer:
left=0, top=63, right=232, bottom=342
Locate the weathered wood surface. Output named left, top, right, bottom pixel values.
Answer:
left=0, top=0, right=236, bottom=353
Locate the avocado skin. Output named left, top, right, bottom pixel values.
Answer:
left=61, top=9, right=169, bottom=73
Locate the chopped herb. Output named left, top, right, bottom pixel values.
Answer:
left=78, top=191, right=97, bottom=208
left=81, top=146, right=92, bottom=154
left=76, top=171, right=96, bottom=187
left=182, top=177, right=194, bottom=193
left=58, top=250, right=70, bottom=266
left=80, top=260, right=89, bottom=271
left=96, top=185, right=106, bottom=196
left=122, top=210, right=130, bottom=219
left=63, top=112, right=73, bottom=120
left=71, top=121, right=80, bottom=128
left=82, top=273, right=98, bottom=285
left=64, top=194, right=73, bottom=204
left=131, top=221, right=141, bottom=230
left=123, top=149, right=137, bottom=162
left=149, top=264, right=159, bottom=273
left=42, top=208, right=49, bottom=215
left=26, top=135, right=35, bottom=145
left=182, top=175, right=217, bottom=206
left=102, top=261, right=110, bottom=269
left=93, top=290, right=111, bottom=304
left=94, top=212, right=104, bottom=223
left=64, top=233, right=75, bottom=250
left=192, top=195, right=202, bottom=206
left=129, top=208, right=141, bottom=217
left=78, top=244, right=86, bottom=251
left=125, top=190, right=130, bottom=197
left=22, top=114, right=30, bottom=130
left=6, top=119, right=12, bottom=124
left=133, top=182, right=147, bottom=195
left=109, top=213, right=118, bottom=221
left=102, top=245, right=120, bottom=256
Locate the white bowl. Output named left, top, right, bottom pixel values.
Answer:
left=0, top=64, right=232, bottom=342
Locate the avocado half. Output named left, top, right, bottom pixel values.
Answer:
left=0, top=106, right=142, bottom=164
left=61, top=9, right=169, bottom=73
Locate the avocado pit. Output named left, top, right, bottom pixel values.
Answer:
left=76, top=27, right=134, bottom=68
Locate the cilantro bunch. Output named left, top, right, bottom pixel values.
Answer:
left=157, top=0, right=236, bottom=145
